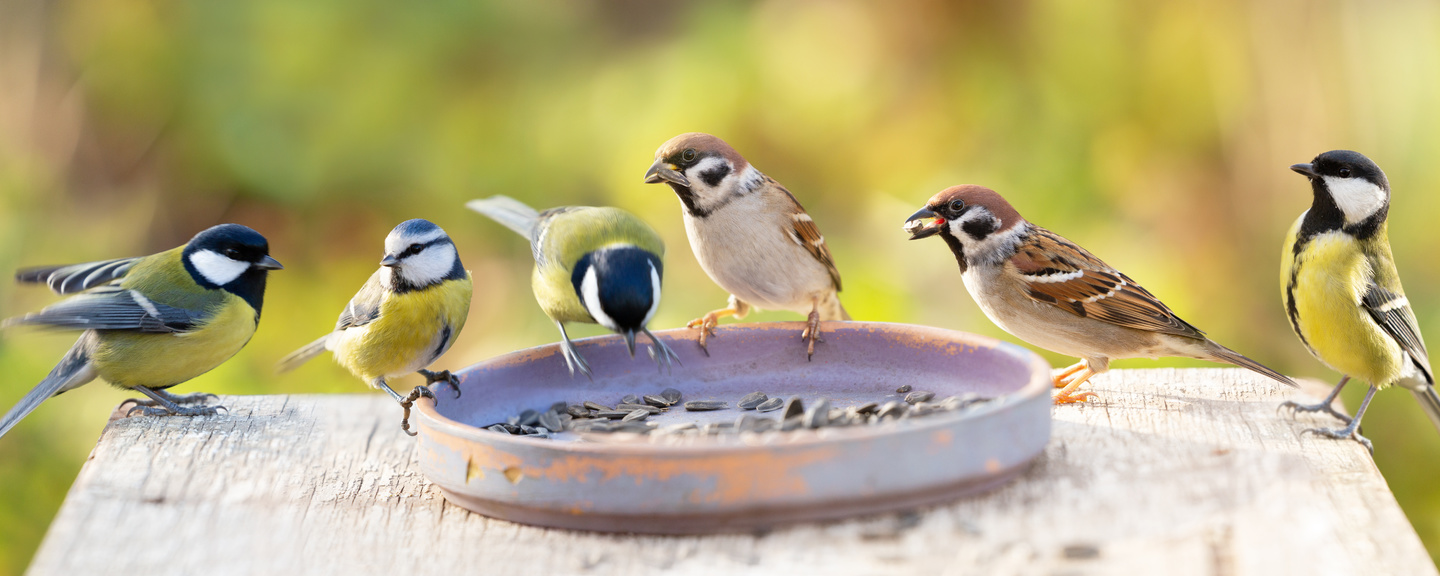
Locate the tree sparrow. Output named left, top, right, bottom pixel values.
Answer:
left=905, top=185, right=1296, bottom=404
left=644, top=133, right=847, bottom=359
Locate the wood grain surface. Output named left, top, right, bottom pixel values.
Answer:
left=26, top=368, right=1437, bottom=576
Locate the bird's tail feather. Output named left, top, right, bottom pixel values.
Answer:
left=466, top=195, right=540, bottom=238
left=1206, top=342, right=1297, bottom=388
left=0, top=340, right=97, bottom=439
left=1409, top=385, right=1440, bottom=436
left=819, top=294, right=850, bottom=322
left=277, top=336, right=329, bottom=374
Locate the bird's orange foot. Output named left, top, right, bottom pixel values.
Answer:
left=800, top=309, right=824, bottom=360
left=686, top=313, right=720, bottom=354
left=1052, top=390, right=1098, bottom=404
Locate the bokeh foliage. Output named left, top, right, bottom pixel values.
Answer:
left=3, top=0, right=1440, bottom=572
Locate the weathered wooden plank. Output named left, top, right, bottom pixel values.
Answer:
left=25, top=369, right=1437, bottom=576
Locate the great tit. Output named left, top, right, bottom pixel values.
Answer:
left=0, top=224, right=282, bottom=439
left=467, top=195, right=680, bottom=378
left=1280, top=150, right=1436, bottom=451
left=278, top=219, right=472, bottom=436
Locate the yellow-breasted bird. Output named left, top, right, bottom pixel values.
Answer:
left=467, top=195, right=679, bottom=378
left=0, top=224, right=283, bottom=439
left=1281, top=150, right=1437, bottom=451
left=279, top=219, right=472, bottom=436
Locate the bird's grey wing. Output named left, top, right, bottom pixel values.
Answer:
left=16, top=257, right=143, bottom=295
left=1362, top=284, right=1433, bottom=383
left=3, top=286, right=206, bottom=333
left=334, top=271, right=388, bottom=331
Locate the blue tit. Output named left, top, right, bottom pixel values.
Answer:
left=467, top=195, right=679, bottom=378
left=1280, top=150, right=1436, bottom=452
left=0, top=224, right=282, bottom=439
left=278, top=219, right=472, bottom=436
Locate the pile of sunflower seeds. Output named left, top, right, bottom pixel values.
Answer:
left=482, top=384, right=991, bottom=439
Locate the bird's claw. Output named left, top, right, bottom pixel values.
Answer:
left=801, top=311, right=824, bottom=361
left=1277, top=400, right=1352, bottom=424
left=420, top=369, right=462, bottom=399
left=396, top=385, right=437, bottom=437
left=1302, top=425, right=1372, bottom=454
left=1052, top=391, right=1098, bottom=404
left=124, top=403, right=227, bottom=418
left=686, top=314, right=719, bottom=356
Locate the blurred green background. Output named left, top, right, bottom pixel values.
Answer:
left=2, top=0, right=1439, bottom=571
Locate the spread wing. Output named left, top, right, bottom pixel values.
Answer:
left=334, top=270, right=388, bottom=331
left=775, top=180, right=842, bottom=291
left=16, top=257, right=142, bottom=295
left=1011, top=227, right=1205, bottom=339
left=1362, top=284, right=1433, bottom=383
left=4, top=286, right=206, bottom=333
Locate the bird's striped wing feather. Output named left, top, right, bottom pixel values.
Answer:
left=16, top=257, right=142, bottom=295
left=334, top=271, right=387, bottom=331
left=1362, top=284, right=1433, bottom=383
left=4, top=286, right=205, bottom=332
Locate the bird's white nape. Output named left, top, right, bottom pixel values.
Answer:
left=397, top=242, right=457, bottom=287
left=1323, top=175, right=1387, bottom=224
left=579, top=265, right=619, bottom=331
left=188, top=250, right=250, bottom=286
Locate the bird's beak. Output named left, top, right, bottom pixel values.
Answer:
left=644, top=160, right=690, bottom=188
left=253, top=255, right=284, bottom=270
left=380, top=254, right=400, bottom=267
left=623, top=330, right=638, bottom=358
left=904, top=207, right=943, bottom=240
left=1290, top=163, right=1317, bottom=178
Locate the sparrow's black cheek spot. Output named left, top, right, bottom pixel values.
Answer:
left=1028, top=289, right=1057, bottom=303
left=699, top=164, right=730, bottom=187
left=961, top=217, right=999, bottom=239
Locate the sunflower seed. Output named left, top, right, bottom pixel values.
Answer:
left=803, top=398, right=831, bottom=428
left=566, top=405, right=590, bottom=418
left=684, top=400, right=728, bottom=411
left=853, top=402, right=879, bottom=414
left=643, top=394, right=673, bottom=408
left=538, top=410, right=562, bottom=431
left=756, top=397, right=784, bottom=412
left=517, top=409, right=540, bottom=426
left=622, top=409, right=650, bottom=423
left=905, top=391, right=935, bottom=404
left=486, top=424, right=509, bottom=434
left=661, top=388, right=682, bottom=403
left=583, top=401, right=611, bottom=412
left=896, top=384, right=913, bottom=394
left=658, top=422, right=698, bottom=435
left=621, top=394, right=640, bottom=405
left=617, top=403, right=662, bottom=414
left=576, top=420, right=614, bottom=432
left=519, top=425, right=538, bottom=435
left=738, top=392, right=768, bottom=410
left=780, top=417, right=803, bottom=431
left=878, top=401, right=906, bottom=419
left=596, top=410, right=632, bottom=419
left=782, top=397, right=805, bottom=419
left=614, top=421, right=655, bottom=433
left=549, top=401, right=568, bottom=414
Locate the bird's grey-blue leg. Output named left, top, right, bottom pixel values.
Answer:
left=375, top=377, right=435, bottom=437
left=125, top=386, right=227, bottom=418
left=1302, top=383, right=1376, bottom=453
left=642, top=327, right=682, bottom=374
left=417, top=369, right=461, bottom=399
left=120, top=388, right=220, bottom=410
left=555, top=321, right=593, bottom=379
left=1279, top=375, right=1352, bottom=424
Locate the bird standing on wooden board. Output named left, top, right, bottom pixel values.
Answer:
left=1279, top=150, right=1437, bottom=452
left=278, top=219, right=471, bottom=436
left=467, top=195, right=679, bottom=378
left=904, top=185, right=1296, bottom=404
left=0, top=224, right=283, bottom=439
left=644, top=133, right=848, bottom=359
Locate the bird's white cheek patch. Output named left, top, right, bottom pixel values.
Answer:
left=580, top=266, right=619, bottom=331
left=401, top=244, right=457, bottom=286
left=189, top=250, right=249, bottom=286
left=1323, top=176, right=1386, bottom=223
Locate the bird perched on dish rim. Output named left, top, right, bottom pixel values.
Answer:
left=1279, top=150, right=1436, bottom=451
left=644, top=132, right=848, bottom=360
left=905, top=185, right=1296, bottom=404
left=467, top=195, right=679, bottom=378
left=278, top=219, right=471, bottom=436
left=0, top=224, right=283, bottom=439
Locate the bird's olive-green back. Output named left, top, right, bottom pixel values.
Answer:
left=530, top=207, right=665, bottom=323
left=119, top=247, right=231, bottom=312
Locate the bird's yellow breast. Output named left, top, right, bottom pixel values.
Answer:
left=332, top=275, right=472, bottom=381
left=90, top=295, right=259, bottom=389
left=1286, top=231, right=1404, bottom=386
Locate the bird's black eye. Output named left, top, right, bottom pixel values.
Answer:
left=681, top=148, right=697, bottom=162
left=223, top=248, right=242, bottom=259
left=403, top=244, right=423, bottom=257
left=948, top=200, right=965, bottom=213
left=1338, top=167, right=1352, bottom=178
